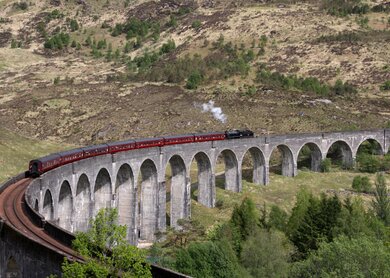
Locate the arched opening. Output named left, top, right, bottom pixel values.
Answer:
left=42, top=189, right=54, bottom=221
left=190, top=152, right=213, bottom=207
left=215, top=149, right=239, bottom=192
left=356, top=139, right=384, bottom=173
left=269, top=145, right=295, bottom=177
left=241, top=147, right=266, bottom=185
left=115, top=164, right=135, bottom=241
left=5, top=257, right=21, bottom=278
left=58, top=181, right=73, bottom=231
left=165, top=155, right=187, bottom=228
left=34, top=199, right=39, bottom=211
left=297, top=143, right=322, bottom=172
left=94, top=168, right=112, bottom=215
left=75, top=174, right=91, bottom=232
left=138, top=159, right=158, bottom=242
left=326, top=141, right=353, bottom=169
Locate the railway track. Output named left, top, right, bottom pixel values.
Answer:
left=0, top=178, right=83, bottom=263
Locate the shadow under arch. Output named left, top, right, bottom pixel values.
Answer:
left=356, top=138, right=384, bottom=155
left=216, top=149, right=239, bottom=192
left=115, top=163, right=135, bottom=242
left=165, top=155, right=188, bottom=228
left=75, top=174, right=91, bottom=232
left=94, top=168, right=112, bottom=216
left=241, top=147, right=266, bottom=185
left=269, top=144, right=295, bottom=177
left=297, top=142, right=322, bottom=172
left=42, top=189, right=54, bottom=221
left=5, top=256, right=21, bottom=278
left=58, top=180, right=73, bottom=231
left=34, top=199, right=39, bottom=211
left=138, top=159, right=158, bottom=242
left=190, top=152, right=213, bottom=208
left=326, top=140, right=353, bottom=169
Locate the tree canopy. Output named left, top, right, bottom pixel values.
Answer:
left=62, top=208, right=151, bottom=278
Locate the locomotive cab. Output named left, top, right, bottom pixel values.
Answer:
left=29, top=160, right=41, bottom=177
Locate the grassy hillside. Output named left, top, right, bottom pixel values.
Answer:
left=191, top=170, right=378, bottom=229
left=0, top=127, right=72, bottom=183
left=0, top=0, right=389, bottom=145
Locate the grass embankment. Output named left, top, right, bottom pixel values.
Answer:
left=0, top=127, right=72, bottom=183
left=191, top=170, right=379, bottom=229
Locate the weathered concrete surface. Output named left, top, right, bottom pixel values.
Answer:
left=24, top=129, right=389, bottom=246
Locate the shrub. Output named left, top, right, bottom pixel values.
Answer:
left=160, top=39, right=176, bottom=54
left=186, top=71, right=203, bottom=89
left=14, top=1, right=28, bottom=10
left=53, top=76, right=60, bottom=85
left=69, top=19, right=79, bottom=32
left=177, top=6, right=191, bottom=15
left=133, top=51, right=160, bottom=70
left=353, top=176, right=372, bottom=193
left=372, top=4, right=390, bottom=13
left=352, top=176, right=363, bottom=191
left=167, top=15, right=178, bottom=28
left=215, top=199, right=224, bottom=209
left=85, top=36, right=92, bottom=46
left=381, top=80, right=390, bottom=91
left=256, top=67, right=357, bottom=96
left=191, top=20, right=201, bottom=29
left=10, top=39, right=21, bottom=48
left=356, top=154, right=380, bottom=173
left=123, top=41, right=132, bottom=53
left=290, top=236, right=390, bottom=277
left=47, top=9, right=63, bottom=21
left=101, top=21, right=110, bottom=29
left=97, top=39, right=107, bottom=50
left=323, top=0, right=369, bottom=16
left=175, top=241, right=243, bottom=278
left=111, top=24, right=123, bottom=37
left=332, top=79, right=357, bottom=95
left=316, top=31, right=361, bottom=43
left=44, top=33, right=70, bottom=50
left=361, top=176, right=372, bottom=192
left=124, top=18, right=151, bottom=39
left=321, top=158, right=331, bottom=172
left=259, top=35, right=268, bottom=47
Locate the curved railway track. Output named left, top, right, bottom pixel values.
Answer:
left=0, top=178, right=83, bottom=263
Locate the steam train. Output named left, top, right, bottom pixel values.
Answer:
left=28, top=129, right=254, bottom=177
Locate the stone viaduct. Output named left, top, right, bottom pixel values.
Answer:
left=21, top=129, right=390, bottom=247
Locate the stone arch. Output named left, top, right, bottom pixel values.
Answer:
left=326, top=140, right=353, bottom=169
left=94, top=168, right=112, bottom=215
left=138, top=159, right=158, bottom=242
left=75, top=174, right=91, bottom=232
left=190, top=152, right=213, bottom=207
left=166, top=155, right=188, bottom=228
left=58, top=180, right=73, bottom=231
left=241, top=147, right=266, bottom=185
left=356, top=138, right=384, bottom=155
left=216, top=149, right=239, bottom=192
left=34, top=199, right=39, bottom=211
left=5, top=256, right=21, bottom=278
left=42, top=189, right=54, bottom=221
left=297, top=142, right=322, bottom=172
left=269, top=145, right=295, bottom=177
left=115, top=164, right=135, bottom=241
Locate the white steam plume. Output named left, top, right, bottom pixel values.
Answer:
left=200, top=100, right=227, bottom=124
